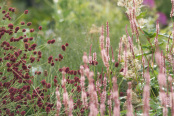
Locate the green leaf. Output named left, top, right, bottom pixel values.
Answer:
left=143, top=29, right=156, bottom=38
left=137, top=11, right=147, bottom=19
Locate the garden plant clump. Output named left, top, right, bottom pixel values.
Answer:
left=1, top=0, right=174, bottom=116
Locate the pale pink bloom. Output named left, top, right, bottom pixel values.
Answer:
left=93, top=52, right=97, bottom=61
left=143, top=85, right=150, bottom=116
left=55, top=87, right=61, bottom=116
left=123, top=45, right=128, bottom=76
left=89, top=44, right=93, bottom=63
left=155, top=49, right=161, bottom=66
left=68, top=98, right=73, bottom=116
left=89, top=103, right=98, bottom=116
left=63, top=91, right=69, bottom=105
left=158, top=73, right=166, bottom=87
left=126, top=82, right=133, bottom=116
left=173, top=22, right=174, bottom=42
left=127, top=6, right=139, bottom=42
left=83, top=52, right=89, bottom=65
left=100, top=26, right=105, bottom=50
left=118, top=38, right=122, bottom=62
left=100, top=103, right=105, bottom=116
left=112, top=77, right=120, bottom=116
left=111, top=46, right=115, bottom=63
left=101, top=49, right=109, bottom=68
left=154, top=20, right=159, bottom=46
left=81, top=90, right=88, bottom=107
left=170, top=0, right=174, bottom=17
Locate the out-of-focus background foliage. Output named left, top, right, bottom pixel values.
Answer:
left=2, top=0, right=171, bottom=70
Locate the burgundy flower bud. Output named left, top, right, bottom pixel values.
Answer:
left=27, top=22, right=32, bottom=26
left=26, top=94, right=31, bottom=100
left=55, top=58, right=58, bottom=61
left=6, top=109, right=10, bottom=114
left=21, top=111, right=26, bottom=116
left=120, top=68, right=124, bottom=72
left=51, top=39, right=55, bottom=44
left=115, top=62, right=119, bottom=67
left=46, top=107, right=50, bottom=113
left=51, top=62, right=54, bottom=66
left=41, top=79, right=46, bottom=86
left=24, top=10, right=28, bottom=14
left=61, top=45, right=66, bottom=51
left=38, top=26, right=42, bottom=30
left=21, top=21, right=25, bottom=25
left=2, top=100, right=6, bottom=104
left=54, top=79, right=57, bottom=83
left=46, top=83, right=51, bottom=88
left=2, top=10, right=6, bottom=14
left=38, top=51, right=41, bottom=55
left=15, top=26, right=20, bottom=31
left=65, top=43, right=69, bottom=46
left=11, top=8, right=15, bottom=12
left=22, top=29, right=26, bottom=32
left=9, top=7, right=12, bottom=11
left=6, top=62, right=11, bottom=67
left=29, top=37, right=33, bottom=41
left=30, top=29, right=34, bottom=33
left=8, top=23, right=13, bottom=28
left=58, top=54, right=63, bottom=59
left=33, top=51, right=37, bottom=55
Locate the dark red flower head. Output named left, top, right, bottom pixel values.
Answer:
left=61, top=45, right=66, bottom=51
left=24, top=10, right=28, bottom=14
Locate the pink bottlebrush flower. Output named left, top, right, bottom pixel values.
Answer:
left=111, top=46, right=115, bottom=63
left=154, top=20, right=159, bottom=46
left=157, top=73, right=166, bottom=87
left=81, top=90, right=88, bottom=107
left=118, top=37, right=122, bottom=62
left=127, top=7, right=139, bottom=42
left=106, top=22, right=110, bottom=61
left=123, top=44, right=128, bottom=76
left=170, top=0, right=174, bottom=17
left=68, top=97, right=73, bottom=116
left=83, top=52, right=88, bottom=66
left=126, top=82, right=133, bottom=116
left=63, top=90, right=69, bottom=115
left=100, top=26, right=105, bottom=50
left=112, top=77, right=120, bottom=116
left=89, top=44, right=92, bottom=64
left=101, top=49, right=109, bottom=68
left=143, top=69, right=150, bottom=116
left=93, top=52, right=97, bottom=61
left=100, top=103, right=105, bottom=116
left=89, top=103, right=98, bottom=116
left=55, top=87, right=61, bottom=116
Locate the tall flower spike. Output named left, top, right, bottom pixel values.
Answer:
left=123, top=44, right=128, bottom=76
left=143, top=68, right=150, bottom=116
left=112, top=77, right=120, bottom=116
left=55, top=87, right=61, bottom=116
left=126, top=82, right=133, bottom=116
left=111, top=46, right=115, bottom=63
left=118, top=37, right=122, bottom=62
left=89, top=44, right=92, bottom=64
left=154, top=20, right=159, bottom=46
left=170, top=0, right=174, bottom=17
left=100, top=25, right=104, bottom=50
left=106, top=22, right=110, bottom=61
